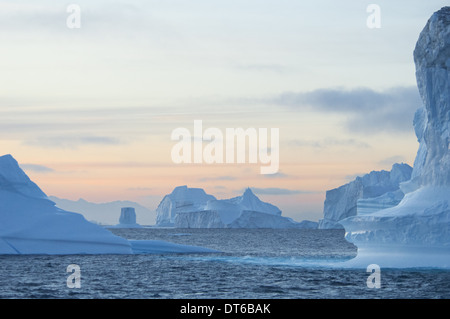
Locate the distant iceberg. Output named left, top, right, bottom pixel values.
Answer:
left=49, top=196, right=156, bottom=226
left=340, top=7, right=450, bottom=268
left=318, top=163, right=412, bottom=229
left=157, top=186, right=317, bottom=229
left=109, top=207, right=143, bottom=229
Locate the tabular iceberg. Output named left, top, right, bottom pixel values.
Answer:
left=157, top=186, right=316, bottom=228
left=340, top=7, right=450, bottom=268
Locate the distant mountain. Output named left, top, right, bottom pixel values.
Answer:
left=49, top=196, right=156, bottom=226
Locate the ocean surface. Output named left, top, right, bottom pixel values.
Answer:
left=0, top=228, right=449, bottom=299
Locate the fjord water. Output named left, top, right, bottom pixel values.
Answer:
left=0, top=228, right=448, bottom=299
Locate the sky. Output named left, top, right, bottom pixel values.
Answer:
left=0, top=0, right=448, bottom=222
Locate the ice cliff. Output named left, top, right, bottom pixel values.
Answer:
left=340, top=7, right=450, bottom=268
left=157, top=186, right=316, bottom=228
left=318, top=163, right=412, bottom=229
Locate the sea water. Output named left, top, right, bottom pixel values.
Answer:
left=0, top=228, right=448, bottom=299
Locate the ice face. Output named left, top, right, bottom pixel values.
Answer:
left=412, top=7, right=450, bottom=187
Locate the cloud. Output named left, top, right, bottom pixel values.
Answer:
left=235, top=63, right=288, bottom=74
left=273, top=86, right=422, bottom=134
left=290, top=138, right=370, bottom=149
left=20, top=163, right=54, bottom=173
left=198, top=176, right=236, bottom=182
left=344, top=173, right=365, bottom=182
left=24, top=135, right=122, bottom=149
left=250, top=187, right=310, bottom=195
left=378, top=155, right=407, bottom=167
left=126, top=187, right=152, bottom=191
left=262, top=171, right=289, bottom=178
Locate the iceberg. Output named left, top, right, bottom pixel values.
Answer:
left=157, top=186, right=316, bottom=228
left=109, top=207, right=143, bottom=229
left=340, top=7, right=450, bottom=268
left=0, top=154, right=132, bottom=254
left=0, top=155, right=218, bottom=255
left=318, top=163, right=412, bottom=229
left=155, top=185, right=216, bottom=227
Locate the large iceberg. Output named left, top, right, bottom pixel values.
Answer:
left=157, top=186, right=316, bottom=228
left=340, top=7, right=450, bottom=268
left=0, top=154, right=132, bottom=254
left=318, top=163, right=412, bottom=229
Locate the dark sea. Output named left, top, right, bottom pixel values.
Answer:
left=0, top=228, right=449, bottom=299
